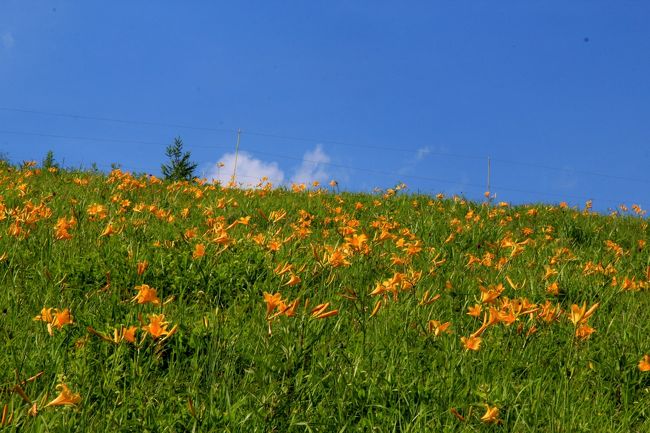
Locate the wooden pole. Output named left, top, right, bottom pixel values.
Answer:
left=231, top=128, right=241, bottom=184
left=487, top=156, right=491, bottom=201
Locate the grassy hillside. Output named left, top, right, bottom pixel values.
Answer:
left=1, top=163, right=649, bottom=432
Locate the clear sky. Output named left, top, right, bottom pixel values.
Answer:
left=1, top=1, right=649, bottom=212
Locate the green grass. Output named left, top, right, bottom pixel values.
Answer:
left=1, top=164, right=649, bottom=432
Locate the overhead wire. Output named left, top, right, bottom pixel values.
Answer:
left=3, top=105, right=648, bottom=185
left=0, top=106, right=647, bottom=207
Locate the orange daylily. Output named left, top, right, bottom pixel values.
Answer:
left=45, top=383, right=81, bottom=407
left=467, top=304, right=482, bottom=317
left=480, top=404, right=501, bottom=424
left=283, top=273, right=301, bottom=286
left=568, top=302, right=599, bottom=326
left=100, top=223, right=116, bottom=237
left=132, top=284, right=161, bottom=306
left=546, top=282, right=559, bottom=296
left=479, top=284, right=504, bottom=304
left=327, top=249, right=351, bottom=268
left=33, top=307, right=54, bottom=323
left=34, top=307, right=73, bottom=335
left=192, top=243, right=205, bottom=259
left=370, top=300, right=382, bottom=317
left=137, top=260, right=148, bottom=276
left=273, top=262, right=293, bottom=276
left=52, top=309, right=73, bottom=330
left=277, top=298, right=300, bottom=318
left=263, top=292, right=284, bottom=318
left=114, top=326, right=138, bottom=343
left=142, top=314, right=177, bottom=339
left=575, top=323, right=596, bottom=340
left=311, top=303, right=338, bottom=319
left=428, top=320, right=452, bottom=337
left=460, top=336, right=482, bottom=351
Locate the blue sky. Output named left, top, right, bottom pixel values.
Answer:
left=1, top=1, right=649, bottom=212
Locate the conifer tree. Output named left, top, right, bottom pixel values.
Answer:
left=161, top=137, right=197, bottom=181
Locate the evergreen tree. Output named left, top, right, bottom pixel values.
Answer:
left=42, top=150, right=59, bottom=169
left=161, top=137, right=197, bottom=181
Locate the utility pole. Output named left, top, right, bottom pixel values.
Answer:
left=231, top=128, right=241, bottom=185
left=486, top=156, right=491, bottom=202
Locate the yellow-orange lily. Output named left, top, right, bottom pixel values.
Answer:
left=480, top=404, right=500, bottom=424
left=568, top=302, right=599, bottom=326
left=45, top=383, right=81, bottom=407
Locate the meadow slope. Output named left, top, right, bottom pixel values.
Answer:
left=1, top=164, right=649, bottom=432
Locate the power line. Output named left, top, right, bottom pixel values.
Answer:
left=0, top=106, right=236, bottom=135
left=1, top=128, right=643, bottom=206
left=241, top=148, right=488, bottom=189
left=490, top=157, right=650, bottom=185
left=5, top=144, right=643, bottom=208
left=234, top=148, right=631, bottom=206
left=0, top=129, right=230, bottom=151
left=243, top=129, right=485, bottom=160
left=0, top=106, right=468, bottom=158
left=1, top=108, right=649, bottom=206
left=2, top=105, right=649, bottom=185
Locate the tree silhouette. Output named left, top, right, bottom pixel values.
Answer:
left=161, top=137, right=197, bottom=181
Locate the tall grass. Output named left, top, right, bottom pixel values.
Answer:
left=0, top=164, right=649, bottom=432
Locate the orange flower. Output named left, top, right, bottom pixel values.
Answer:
left=428, top=320, right=452, bottom=337
left=278, top=299, right=300, bottom=318
left=543, top=267, right=558, bottom=280
left=345, top=233, right=369, bottom=252
left=638, top=355, right=650, bottom=372
left=192, top=243, right=205, bottom=259
left=33, top=307, right=54, bottom=323
left=480, top=404, right=500, bottom=424
left=267, top=239, right=281, bottom=252
left=327, top=249, right=351, bottom=267
left=263, top=292, right=284, bottom=318
left=314, top=309, right=338, bottom=319
left=575, top=323, right=596, bottom=340
left=273, top=262, right=293, bottom=276
left=460, top=336, right=482, bottom=351
left=54, top=217, right=75, bottom=240
left=100, top=223, right=116, bottom=237
left=568, top=302, right=599, bottom=326
left=546, top=282, right=559, bottom=296
left=370, top=300, right=382, bottom=317
left=136, top=260, right=148, bottom=276
left=479, top=284, right=504, bottom=304
left=142, top=314, right=176, bottom=339
left=283, top=274, right=301, bottom=287
left=45, top=383, right=81, bottom=407
left=311, top=303, right=338, bottom=319
left=133, top=284, right=161, bottom=306
left=52, top=309, right=73, bottom=329
left=35, top=307, right=72, bottom=335
left=119, top=326, right=138, bottom=343
left=467, top=304, right=482, bottom=317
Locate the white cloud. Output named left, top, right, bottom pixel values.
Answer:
left=1, top=32, right=14, bottom=49
left=291, top=144, right=331, bottom=185
left=416, top=146, right=431, bottom=161
left=206, top=151, right=285, bottom=187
